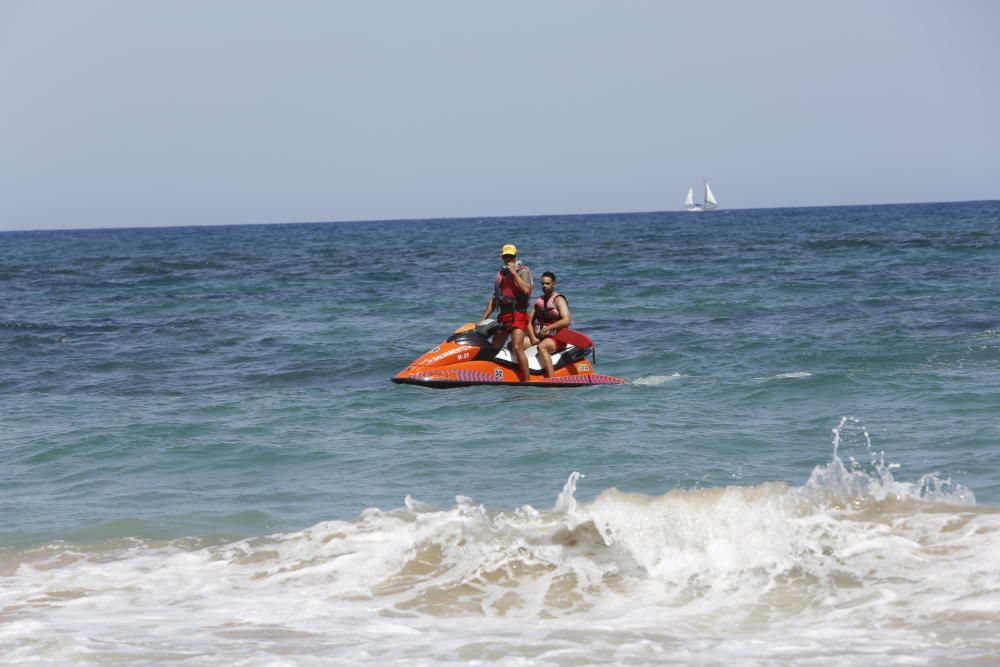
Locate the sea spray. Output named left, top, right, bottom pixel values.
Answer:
left=799, top=416, right=976, bottom=507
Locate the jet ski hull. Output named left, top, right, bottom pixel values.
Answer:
left=391, top=369, right=628, bottom=388
left=391, top=322, right=627, bottom=388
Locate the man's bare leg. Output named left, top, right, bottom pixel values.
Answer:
left=537, top=338, right=556, bottom=378
left=511, top=329, right=529, bottom=381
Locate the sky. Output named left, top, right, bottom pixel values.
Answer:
left=1, top=0, right=998, bottom=231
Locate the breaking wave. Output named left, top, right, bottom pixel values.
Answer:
left=2, top=419, right=996, bottom=665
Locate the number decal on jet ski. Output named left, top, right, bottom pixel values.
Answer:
left=578, top=363, right=590, bottom=371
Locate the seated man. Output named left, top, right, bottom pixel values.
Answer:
left=482, top=244, right=533, bottom=381
left=527, top=271, right=571, bottom=378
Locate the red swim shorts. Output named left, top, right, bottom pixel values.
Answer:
left=547, top=337, right=568, bottom=351
left=498, top=311, right=529, bottom=332
left=534, top=326, right=568, bottom=351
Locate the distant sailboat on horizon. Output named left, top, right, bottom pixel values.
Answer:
left=685, top=180, right=718, bottom=212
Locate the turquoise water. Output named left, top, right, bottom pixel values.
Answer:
left=2, top=201, right=999, bottom=664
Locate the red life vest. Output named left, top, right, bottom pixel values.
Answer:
left=533, top=292, right=588, bottom=347
left=533, top=292, right=566, bottom=327
left=494, top=263, right=531, bottom=314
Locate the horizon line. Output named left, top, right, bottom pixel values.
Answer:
left=2, top=197, right=998, bottom=235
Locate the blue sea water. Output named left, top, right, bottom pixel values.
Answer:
left=2, top=201, right=999, bottom=665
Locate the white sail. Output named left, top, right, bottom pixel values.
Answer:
left=683, top=180, right=717, bottom=212
left=705, top=182, right=717, bottom=207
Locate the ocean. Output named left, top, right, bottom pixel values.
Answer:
left=2, top=201, right=999, bottom=665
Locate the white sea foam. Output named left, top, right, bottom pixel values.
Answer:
left=632, top=373, right=682, bottom=386
left=1, top=422, right=997, bottom=665
left=772, top=371, right=813, bottom=379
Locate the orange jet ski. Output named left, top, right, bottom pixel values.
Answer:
left=391, top=319, right=627, bottom=388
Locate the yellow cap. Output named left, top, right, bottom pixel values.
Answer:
left=501, top=244, right=518, bottom=256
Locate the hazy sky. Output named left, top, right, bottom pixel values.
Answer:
left=1, top=1, right=998, bottom=231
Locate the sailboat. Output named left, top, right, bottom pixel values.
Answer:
left=684, top=180, right=718, bottom=212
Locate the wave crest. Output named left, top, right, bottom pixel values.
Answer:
left=4, top=421, right=995, bottom=665
left=214, top=420, right=982, bottom=620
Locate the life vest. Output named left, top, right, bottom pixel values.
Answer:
left=533, top=292, right=567, bottom=328
left=494, top=263, right=531, bottom=314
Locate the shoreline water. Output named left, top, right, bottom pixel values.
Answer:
left=2, top=429, right=996, bottom=665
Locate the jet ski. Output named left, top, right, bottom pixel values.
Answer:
left=391, top=319, right=627, bottom=388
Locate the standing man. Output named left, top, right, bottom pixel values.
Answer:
left=482, top=243, right=533, bottom=381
